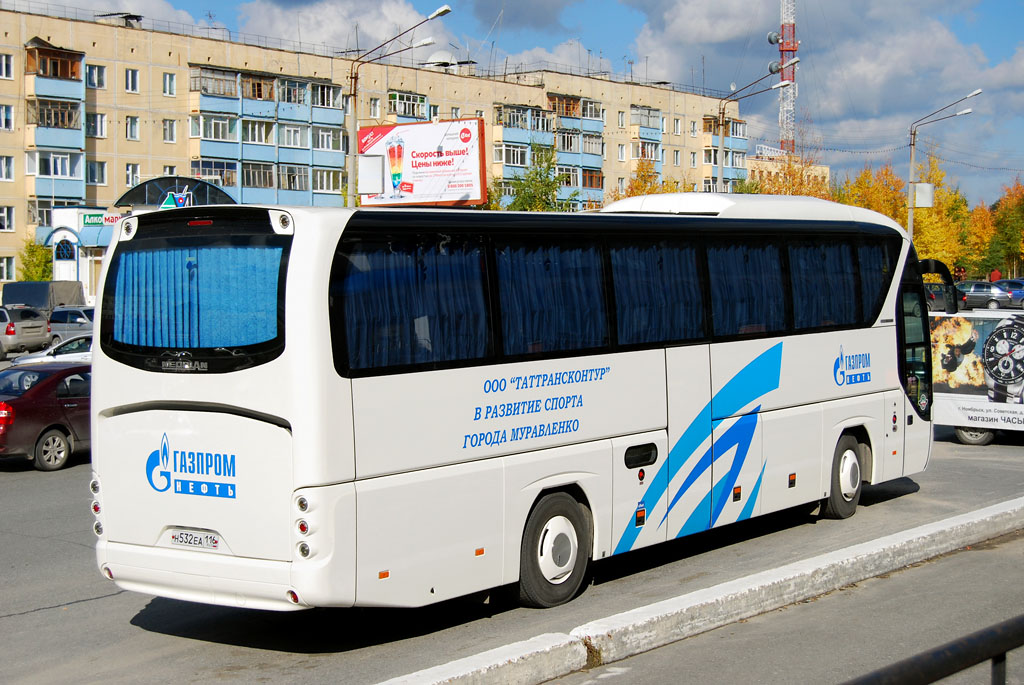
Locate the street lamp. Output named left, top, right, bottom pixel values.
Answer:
left=907, top=88, right=982, bottom=239
left=715, top=58, right=797, bottom=193
left=346, top=5, right=451, bottom=207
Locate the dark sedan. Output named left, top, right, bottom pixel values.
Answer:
left=0, top=363, right=90, bottom=471
left=955, top=281, right=1013, bottom=310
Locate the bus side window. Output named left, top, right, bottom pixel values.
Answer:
left=707, top=241, right=785, bottom=338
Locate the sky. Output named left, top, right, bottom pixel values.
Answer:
left=102, top=0, right=1024, bottom=206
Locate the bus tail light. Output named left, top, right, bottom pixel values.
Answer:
left=0, top=402, right=14, bottom=426
left=101, top=566, right=113, bottom=580
left=286, top=590, right=299, bottom=604
left=297, top=520, right=309, bottom=535
left=92, top=501, right=101, bottom=514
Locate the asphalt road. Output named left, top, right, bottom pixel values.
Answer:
left=1, top=427, right=1022, bottom=684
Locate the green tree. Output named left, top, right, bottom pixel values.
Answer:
left=505, top=144, right=576, bottom=212
left=18, top=237, right=52, bottom=281
left=988, top=179, right=1024, bottom=276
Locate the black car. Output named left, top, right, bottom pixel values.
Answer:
left=924, top=283, right=947, bottom=311
left=0, top=363, right=90, bottom=471
left=955, top=281, right=1012, bottom=310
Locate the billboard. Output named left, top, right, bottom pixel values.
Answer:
left=357, top=118, right=487, bottom=207
left=931, top=311, right=1024, bottom=430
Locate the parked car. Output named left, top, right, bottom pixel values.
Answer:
left=48, top=305, right=93, bottom=345
left=1, top=280, right=86, bottom=319
left=10, top=334, right=92, bottom=367
left=924, top=283, right=947, bottom=311
left=0, top=363, right=91, bottom=471
left=994, top=279, right=1024, bottom=308
left=955, top=281, right=1013, bottom=310
left=0, top=306, right=50, bottom=358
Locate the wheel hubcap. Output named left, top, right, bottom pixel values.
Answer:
left=536, top=515, right=578, bottom=584
left=838, top=448, right=860, bottom=501
left=42, top=437, right=66, bottom=465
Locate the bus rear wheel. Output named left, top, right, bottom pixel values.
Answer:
left=954, top=427, right=994, bottom=446
left=822, top=436, right=862, bottom=519
left=519, top=492, right=591, bottom=608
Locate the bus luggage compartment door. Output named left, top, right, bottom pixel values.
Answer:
left=97, top=410, right=294, bottom=562
left=611, top=431, right=669, bottom=554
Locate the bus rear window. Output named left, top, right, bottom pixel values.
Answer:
left=101, top=235, right=289, bottom=373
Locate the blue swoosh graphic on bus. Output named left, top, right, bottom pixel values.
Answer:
left=613, top=342, right=782, bottom=555
left=738, top=462, right=767, bottom=522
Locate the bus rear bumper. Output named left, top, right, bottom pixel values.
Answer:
left=97, top=540, right=304, bottom=611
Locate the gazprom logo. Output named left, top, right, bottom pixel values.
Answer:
left=834, top=346, right=872, bottom=386
left=144, top=433, right=237, bottom=499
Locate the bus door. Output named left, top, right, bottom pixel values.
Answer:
left=898, top=251, right=936, bottom=474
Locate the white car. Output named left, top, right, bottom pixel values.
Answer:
left=10, top=334, right=92, bottom=366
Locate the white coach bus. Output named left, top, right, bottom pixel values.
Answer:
left=91, top=193, right=935, bottom=611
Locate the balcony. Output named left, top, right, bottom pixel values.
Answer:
left=28, top=125, right=84, bottom=150
left=27, top=75, right=85, bottom=101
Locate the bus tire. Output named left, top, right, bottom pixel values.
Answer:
left=822, top=436, right=862, bottom=519
left=518, top=492, right=591, bottom=608
left=34, top=429, right=71, bottom=471
left=954, top=427, right=994, bottom=446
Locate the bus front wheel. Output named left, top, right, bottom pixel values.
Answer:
left=954, top=427, right=994, bottom=446
left=518, top=492, right=591, bottom=608
left=822, top=436, right=862, bottom=519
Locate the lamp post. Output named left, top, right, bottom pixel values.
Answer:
left=906, top=88, right=982, bottom=240
left=345, top=4, right=451, bottom=207
left=715, top=59, right=797, bottom=193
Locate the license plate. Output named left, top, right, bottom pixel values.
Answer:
left=170, top=529, right=219, bottom=550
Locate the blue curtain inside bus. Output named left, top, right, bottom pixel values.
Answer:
left=708, top=243, right=786, bottom=337
left=342, top=240, right=489, bottom=370
left=111, top=245, right=281, bottom=348
left=789, top=241, right=859, bottom=329
left=496, top=243, right=608, bottom=356
left=858, top=242, right=894, bottom=321
left=611, top=242, right=704, bottom=344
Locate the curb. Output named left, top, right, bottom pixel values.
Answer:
left=383, top=497, right=1024, bottom=684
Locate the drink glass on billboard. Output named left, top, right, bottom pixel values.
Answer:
left=386, top=135, right=404, bottom=198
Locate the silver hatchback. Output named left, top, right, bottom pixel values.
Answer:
left=0, top=307, right=50, bottom=358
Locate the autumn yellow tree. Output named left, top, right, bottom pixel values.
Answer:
left=989, top=179, right=1024, bottom=276
left=746, top=153, right=831, bottom=199
left=964, top=202, right=997, bottom=277
left=604, top=158, right=687, bottom=204
left=834, top=163, right=907, bottom=226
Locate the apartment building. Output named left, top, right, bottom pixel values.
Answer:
left=0, top=5, right=749, bottom=291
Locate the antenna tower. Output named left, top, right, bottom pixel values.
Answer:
left=777, top=0, right=797, bottom=152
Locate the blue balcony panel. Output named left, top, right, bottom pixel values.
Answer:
left=581, top=152, right=602, bottom=168
left=581, top=118, right=604, bottom=134
left=558, top=115, right=582, bottom=130
left=396, top=115, right=425, bottom=125
left=278, top=189, right=311, bottom=205
left=279, top=147, right=311, bottom=165
left=555, top=151, right=583, bottom=165
left=241, top=143, right=276, bottom=162
left=242, top=100, right=277, bottom=118
left=312, top=150, right=345, bottom=167
left=199, top=140, right=240, bottom=159
left=502, top=166, right=526, bottom=180
left=312, top=107, right=344, bottom=125
left=34, top=77, right=85, bottom=100
left=556, top=186, right=581, bottom=201
left=637, top=126, right=661, bottom=142
left=278, top=103, right=311, bottom=122
left=654, top=161, right=663, bottom=174
left=239, top=187, right=278, bottom=205
left=710, top=167, right=748, bottom=181
left=501, top=127, right=532, bottom=145
left=199, top=94, right=240, bottom=114
left=34, top=177, right=85, bottom=199
left=312, top=193, right=345, bottom=207
left=33, top=127, right=84, bottom=150
left=581, top=188, right=603, bottom=203
left=731, top=138, right=749, bottom=152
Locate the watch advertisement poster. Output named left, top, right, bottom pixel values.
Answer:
left=931, top=311, right=1024, bottom=430
left=356, top=118, right=486, bottom=207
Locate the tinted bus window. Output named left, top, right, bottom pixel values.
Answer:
left=610, top=240, right=704, bottom=345
left=708, top=241, right=785, bottom=337
left=337, top=236, right=490, bottom=371
left=496, top=241, right=608, bottom=356
left=789, top=240, right=858, bottom=329
left=859, top=240, right=898, bottom=322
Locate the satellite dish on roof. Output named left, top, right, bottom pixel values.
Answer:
left=729, top=82, right=737, bottom=92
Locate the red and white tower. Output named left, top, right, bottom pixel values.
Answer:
left=773, top=0, right=797, bottom=153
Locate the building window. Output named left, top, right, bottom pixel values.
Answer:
left=313, top=126, right=342, bottom=151
left=631, top=106, right=662, bottom=128
left=582, top=168, right=603, bottom=189
left=556, top=165, right=580, bottom=187
left=85, top=64, right=105, bottom=88
left=189, top=67, right=237, bottom=97
left=703, top=148, right=717, bottom=165
left=617, top=111, right=625, bottom=128
left=582, top=134, right=602, bottom=156
left=278, top=79, right=308, bottom=104
left=661, top=117, right=667, bottom=133
left=0, top=206, right=12, bottom=232
left=674, top=149, right=681, bottom=166
left=1, top=105, right=13, bottom=131
left=429, top=104, right=439, bottom=119
left=493, top=144, right=527, bottom=167
left=475, top=109, right=484, bottom=119
left=690, top=120, right=697, bottom=137
left=163, top=165, right=176, bottom=176
left=162, top=119, right=176, bottom=143
left=617, top=177, right=625, bottom=194
left=279, top=124, right=308, bottom=148
left=0, top=156, right=12, bottom=181
left=548, top=95, right=581, bottom=117
left=388, top=92, right=427, bottom=119
left=190, top=159, right=237, bottom=186
left=190, top=114, right=237, bottom=141
left=674, top=118, right=681, bottom=135
left=0, top=54, right=11, bottom=80
left=162, top=72, right=176, bottom=96
left=86, top=161, right=106, bottom=185
left=242, top=119, right=274, bottom=144
left=28, top=49, right=81, bottom=80
left=28, top=100, right=80, bottom=129
left=242, top=162, right=275, bottom=188
left=125, top=68, right=139, bottom=93
left=370, top=98, right=380, bottom=118
left=85, top=112, right=106, bottom=138
left=313, top=84, right=342, bottom=108
left=451, top=106, right=461, bottom=119
left=690, top=151, right=697, bottom=168
left=730, top=121, right=747, bottom=138
left=54, top=239, right=75, bottom=261
left=33, top=151, right=75, bottom=178
left=581, top=99, right=601, bottom=119
left=242, top=75, right=275, bottom=101
left=125, top=163, right=140, bottom=187
left=632, top=141, right=659, bottom=160
left=557, top=130, right=580, bottom=153
left=313, top=168, right=341, bottom=192
left=733, top=152, right=746, bottom=168
left=278, top=164, right=308, bottom=191
left=0, top=256, right=13, bottom=280
left=28, top=199, right=76, bottom=226
left=125, top=115, right=139, bottom=140
left=618, top=144, right=625, bottom=162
